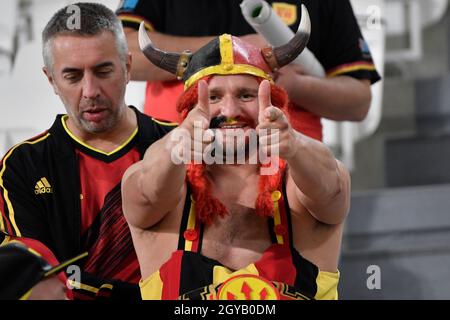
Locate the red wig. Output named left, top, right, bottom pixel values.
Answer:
left=177, top=78, right=289, bottom=224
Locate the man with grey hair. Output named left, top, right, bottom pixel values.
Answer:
left=0, top=2, right=172, bottom=300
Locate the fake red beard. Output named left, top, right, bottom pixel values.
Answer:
left=177, top=79, right=289, bottom=224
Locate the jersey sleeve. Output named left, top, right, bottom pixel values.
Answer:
left=70, top=271, right=141, bottom=300
left=0, top=146, right=50, bottom=244
left=320, top=0, right=381, bottom=84
left=115, top=0, right=165, bottom=32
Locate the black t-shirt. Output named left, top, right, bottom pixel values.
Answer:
left=117, top=0, right=380, bottom=83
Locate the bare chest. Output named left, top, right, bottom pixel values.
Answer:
left=200, top=204, right=272, bottom=270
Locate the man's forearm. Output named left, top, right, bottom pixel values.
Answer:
left=122, top=130, right=187, bottom=229
left=139, top=130, right=187, bottom=206
left=125, top=28, right=214, bottom=81
left=286, top=133, right=349, bottom=224
left=287, top=133, right=341, bottom=200
left=287, top=75, right=371, bottom=121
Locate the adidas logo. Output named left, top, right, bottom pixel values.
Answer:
left=34, top=177, right=52, bottom=195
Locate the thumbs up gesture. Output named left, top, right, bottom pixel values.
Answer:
left=256, top=80, right=298, bottom=160
left=177, top=80, right=214, bottom=163
left=189, top=80, right=211, bottom=130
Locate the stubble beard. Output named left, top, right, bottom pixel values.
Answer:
left=78, top=109, right=118, bottom=134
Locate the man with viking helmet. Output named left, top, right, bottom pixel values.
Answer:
left=122, top=6, right=350, bottom=300
left=117, top=0, right=381, bottom=141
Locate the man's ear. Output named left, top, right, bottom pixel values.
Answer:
left=42, top=67, right=59, bottom=95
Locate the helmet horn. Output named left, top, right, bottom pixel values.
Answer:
left=263, top=4, right=311, bottom=71
left=138, top=22, right=191, bottom=78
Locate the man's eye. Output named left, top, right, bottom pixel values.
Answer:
left=97, top=69, right=112, bottom=77
left=64, top=74, right=81, bottom=82
left=209, top=95, right=220, bottom=102
left=240, top=94, right=255, bottom=101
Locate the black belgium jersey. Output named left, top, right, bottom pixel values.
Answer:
left=116, top=0, right=381, bottom=83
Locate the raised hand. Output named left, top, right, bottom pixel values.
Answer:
left=256, top=80, right=298, bottom=160
left=194, top=80, right=211, bottom=129
left=176, top=80, right=214, bottom=164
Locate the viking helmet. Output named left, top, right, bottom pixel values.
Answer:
left=138, top=4, right=311, bottom=89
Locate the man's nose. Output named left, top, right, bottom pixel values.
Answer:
left=220, top=96, right=241, bottom=119
left=81, top=73, right=101, bottom=99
